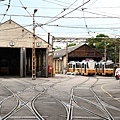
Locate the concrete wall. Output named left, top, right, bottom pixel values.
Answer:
left=0, top=19, right=52, bottom=50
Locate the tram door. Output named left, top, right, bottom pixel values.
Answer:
left=73, top=64, right=75, bottom=72
left=102, top=64, right=104, bottom=75
left=84, top=64, right=86, bottom=73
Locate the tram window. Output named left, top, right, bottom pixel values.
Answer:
left=105, top=63, right=114, bottom=68
left=76, top=63, right=80, bottom=68
left=69, top=64, right=72, bottom=68
left=82, top=63, right=84, bottom=68
left=100, top=64, right=102, bottom=68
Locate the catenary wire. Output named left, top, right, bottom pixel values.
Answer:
left=18, top=0, right=49, bottom=34
left=42, top=0, right=91, bottom=26
left=45, top=0, right=79, bottom=25
left=0, top=0, right=11, bottom=23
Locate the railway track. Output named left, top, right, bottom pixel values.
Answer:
left=69, top=76, right=120, bottom=120
left=0, top=75, right=119, bottom=119
left=0, top=76, right=75, bottom=119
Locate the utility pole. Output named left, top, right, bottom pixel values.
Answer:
left=32, top=9, right=37, bottom=80
left=104, top=44, right=106, bottom=61
left=119, top=46, right=120, bottom=67
left=66, top=42, right=68, bottom=72
left=114, top=46, right=116, bottom=64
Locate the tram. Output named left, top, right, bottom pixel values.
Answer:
left=96, top=60, right=114, bottom=76
left=67, top=59, right=97, bottom=76
left=80, top=59, right=97, bottom=76
left=67, top=61, right=81, bottom=75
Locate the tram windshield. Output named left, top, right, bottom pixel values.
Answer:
left=88, top=62, right=96, bottom=69
left=105, top=63, right=114, bottom=68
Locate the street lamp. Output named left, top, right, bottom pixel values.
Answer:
left=32, top=9, right=37, bottom=80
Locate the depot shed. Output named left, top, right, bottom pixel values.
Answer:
left=0, top=19, right=53, bottom=77
left=53, top=44, right=103, bottom=73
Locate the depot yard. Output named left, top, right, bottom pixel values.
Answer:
left=0, top=74, right=120, bottom=120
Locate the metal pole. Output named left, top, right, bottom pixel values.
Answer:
left=119, top=46, right=120, bottom=67
left=48, top=33, right=50, bottom=44
left=32, top=9, right=37, bottom=80
left=66, top=42, right=68, bottom=72
left=52, top=36, right=54, bottom=76
left=115, top=46, right=116, bottom=64
left=104, top=45, right=106, bottom=61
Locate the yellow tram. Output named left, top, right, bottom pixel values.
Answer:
left=96, top=60, right=114, bottom=76
left=80, top=59, right=97, bottom=76
left=67, top=59, right=97, bottom=76
left=67, top=61, right=81, bottom=75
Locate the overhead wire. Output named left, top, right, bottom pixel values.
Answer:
left=0, top=0, right=11, bottom=23
left=80, top=0, right=120, bottom=36
left=42, top=0, right=91, bottom=26
left=18, top=0, right=49, bottom=34
left=18, top=0, right=31, bottom=17
left=53, top=0, right=70, bottom=5
left=45, top=24, right=120, bottom=29
left=45, top=0, right=78, bottom=25
left=83, top=10, right=120, bottom=19
left=0, top=2, right=66, bottom=9
left=86, top=0, right=98, bottom=8
left=1, top=0, right=120, bottom=38
left=88, top=9, right=120, bottom=18
left=82, top=0, right=93, bottom=36
left=1, top=13, right=120, bottom=19
left=42, top=0, right=68, bottom=7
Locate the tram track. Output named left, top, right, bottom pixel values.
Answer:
left=66, top=77, right=117, bottom=120
left=0, top=75, right=75, bottom=120
left=37, top=76, right=114, bottom=120
left=0, top=75, right=120, bottom=120
left=0, top=80, right=46, bottom=119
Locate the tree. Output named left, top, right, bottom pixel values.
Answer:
left=87, top=34, right=119, bottom=62
left=68, top=43, right=76, bottom=47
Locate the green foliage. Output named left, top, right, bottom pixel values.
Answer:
left=87, top=34, right=120, bottom=62
left=55, top=46, right=62, bottom=50
left=68, top=43, right=76, bottom=47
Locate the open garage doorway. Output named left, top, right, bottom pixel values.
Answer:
left=26, top=48, right=48, bottom=77
left=0, top=47, right=20, bottom=76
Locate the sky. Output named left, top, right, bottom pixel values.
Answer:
left=0, top=0, right=120, bottom=47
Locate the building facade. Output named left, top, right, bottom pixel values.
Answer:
left=0, top=19, right=53, bottom=77
left=53, top=44, right=103, bottom=74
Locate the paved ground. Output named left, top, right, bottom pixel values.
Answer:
left=0, top=74, right=120, bottom=120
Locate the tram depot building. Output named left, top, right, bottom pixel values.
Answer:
left=0, top=19, right=53, bottom=77
left=53, top=44, right=103, bottom=74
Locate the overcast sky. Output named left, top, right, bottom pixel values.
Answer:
left=0, top=0, right=120, bottom=42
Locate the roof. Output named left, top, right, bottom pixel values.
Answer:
left=53, top=44, right=82, bottom=58
left=53, top=43, right=103, bottom=59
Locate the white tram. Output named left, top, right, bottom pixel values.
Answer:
left=80, top=59, right=97, bottom=76
left=96, top=60, right=114, bottom=76
left=67, top=61, right=81, bottom=75
left=67, top=59, right=97, bottom=76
